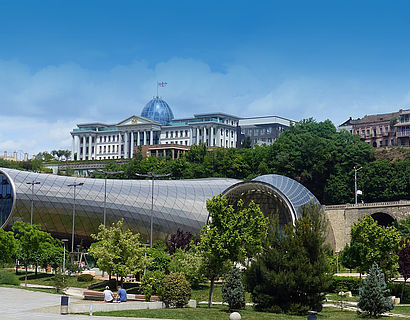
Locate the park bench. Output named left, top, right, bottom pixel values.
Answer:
left=83, top=290, right=160, bottom=302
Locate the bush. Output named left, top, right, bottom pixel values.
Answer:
left=222, top=267, right=245, bottom=310
left=168, top=248, right=204, bottom=289
left=0, top=270, right=20, bottom=285
left=329, top=276, right=361, bottom=294
left=77, top=273, right=94, bottom=282
left=389, top=282, right=410, bottom=303
left=141, top=271, right=166, bottom=301
left=148, top=247, right=171, bottom=272
left=52, top=270, right=67, bottom=293
left=162, top=273, right=191, bottom=308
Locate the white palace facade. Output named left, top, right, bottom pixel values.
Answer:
left=70, top=96, right=291, bottom=161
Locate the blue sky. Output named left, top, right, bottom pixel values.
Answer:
left=1, top=0, right=410, bottom=155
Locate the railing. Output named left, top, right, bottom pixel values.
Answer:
left=324, top=200, right=410, bottom=210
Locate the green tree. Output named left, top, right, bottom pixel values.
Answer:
left=89, top=220, right=146, bottom=281
left=245, top=202, right=331, bottom=314
left=241, top=136, right=252, bottom=148
left=341, top=216, right=401, bottom=279
left=200, top=195, right=269, bottom=307
left=0, top=229, right=17, bottom=267
left=358, top=262, right=394, bottom=317
left=12, top=222, right=54, bottom=285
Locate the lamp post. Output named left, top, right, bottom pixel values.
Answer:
left=136, top=172, right=170, bottom=248
left=62, top=239, right=68, bottom=274
left=26, top=180, right=40, bottom=224
left=67, top=182, right=84, bottom=253
left=354, top=166, right=362, bottom=205
left=96, top=170, right=124, bottom=226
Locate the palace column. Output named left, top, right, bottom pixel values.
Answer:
left=143, top=131, right=147, bottom=145
left=150, top=130, right=154, bottom=145
left=124, top=132, right=129, bottom=158
left=82, top=136, right=86, bottom=160
left=203, top=126, right=206, bottom=144
left=76, top=136, right=81, bottom=160
left=118, top=134, right=121, bottom=158
left=189, top=128, right=193, bottom=146
left=93, top=136, right=97, bottom=159
left=196, top=128, right=199, bottom=144
left=88, top=136, right=92, bottom=159
left=137, top=131, right=140, bottom=146
left=210, top=126, right=214, bottom=147
left=130, top=132, right=134, bottom=158
left=71, top=136, right=75, bottom=160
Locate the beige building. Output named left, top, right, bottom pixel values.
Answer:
left=338, top=108, right=410, bottom=148
left=0, top=151, right=28, bottom=162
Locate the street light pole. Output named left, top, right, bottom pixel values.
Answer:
left=354, top=166, right=362, bottom=205
left=67, top=182, right=84, bottom=253
left=136, top=172, right=170, bottom=248
left=96, top=170, right=123, bottom=227
left=62, top=239, right=68, bottom=274
left=26, top=180, right=40, bottom=224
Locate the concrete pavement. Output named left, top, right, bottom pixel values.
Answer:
left=0, top=287, right=175, bottom=320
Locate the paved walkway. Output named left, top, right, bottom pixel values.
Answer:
left=0, top=287, right=175, bottom=320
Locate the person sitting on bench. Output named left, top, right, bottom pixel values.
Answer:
left=103, top=286, right=114, bottom=303
left=116, top=285, right=127, bottom=302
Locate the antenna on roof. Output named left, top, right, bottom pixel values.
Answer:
left=157, top=81, right=167, bottom=97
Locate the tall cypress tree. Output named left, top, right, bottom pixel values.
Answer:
left=358, top=262, right=394, bottom=317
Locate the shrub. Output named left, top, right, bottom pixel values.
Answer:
left=222, top=267, right=245, bottom=310
left=389, top=282, right=410, bottom=303
left=168, top=248, right=204, bottom=289
left=329, top=276, right=361, bottom=294
left=147, top=247, right=171, bottom=272
left=0, top=270, right=20, bottom=285
left=77, top=273, right=94, bottom=282
left=162, top=273, right=191, bottom=308
left=52, top=269, right=67, bottom=293
left=358, top=262, right=394, bottom=317
left=141, top=270, right=166, bottom=301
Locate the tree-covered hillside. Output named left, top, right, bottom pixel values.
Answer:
left=99, top=119, right=409, bottom=205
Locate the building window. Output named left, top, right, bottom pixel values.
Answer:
left=99, top=146, right=102, bottom=153
left=366, top=129, right=370, bottom=136
left=185, top=130, right=188, bottom=137
left=231, top=131, right=234, bottom=138
left=103, top=146, right=106, bottom=153
left=175, top=131, right=178, bottom=138
left=385, top=126, right=389, bottom=133
left=185, top=141, right=188, bottom=145
left=373, top=129, right=377, bottom=136
left=166, top=131, right=169, bottom=138
left=380, top=127, right=383, bottom=134
left=171, top=131, right=174, bottom=138
left=221, top=129, right=223, bottom=135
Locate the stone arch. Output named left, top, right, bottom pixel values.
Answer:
left=371, top=212, right=396, bottom=227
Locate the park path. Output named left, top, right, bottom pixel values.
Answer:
left=0, top=287, right=176, bottom=320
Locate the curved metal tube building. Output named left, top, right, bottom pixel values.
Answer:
left=0, top=168, right=321, bottom=245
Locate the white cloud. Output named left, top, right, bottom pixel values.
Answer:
left=0, top=58, right=408, bottom=156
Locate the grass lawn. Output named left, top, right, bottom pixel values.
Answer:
left=95, top=305, right=409, bottom=319
left=191, top=283, right=251, bottom=303
left=326, top=293, right=359, bottom=302
left=1, top=268, right=99, bottom=288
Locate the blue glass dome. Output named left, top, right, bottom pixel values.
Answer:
left=141, top=97, right=174, bottom=125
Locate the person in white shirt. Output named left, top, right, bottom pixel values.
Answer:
left=103, top=286, right=114, bottom=303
